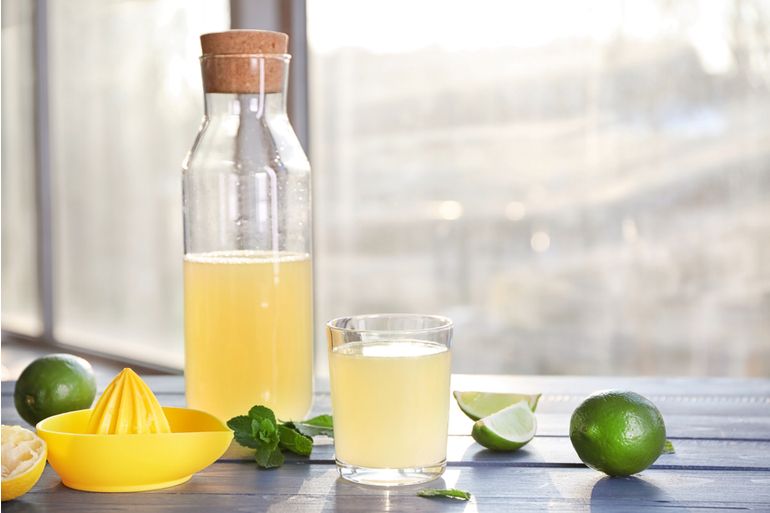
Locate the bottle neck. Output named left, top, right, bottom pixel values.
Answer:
left=204, top=92, right=287, bottom=120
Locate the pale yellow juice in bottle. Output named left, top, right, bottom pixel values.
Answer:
left=329, top=340, right=451, bottom=468
left=184, top=250, right=313, bottom=421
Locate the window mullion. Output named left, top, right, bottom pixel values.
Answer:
left=33, top=0, right=55, bottom=345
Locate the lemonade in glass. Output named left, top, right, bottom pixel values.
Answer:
left=327, top=314, right=452, bottom=486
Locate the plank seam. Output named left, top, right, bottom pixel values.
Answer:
left=214, top=459, right=770, bottom=472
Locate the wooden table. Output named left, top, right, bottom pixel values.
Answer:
left=3, top=375, right=770, bottom=512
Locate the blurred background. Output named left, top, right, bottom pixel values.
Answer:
left=2, top=0, right=769, bottom=379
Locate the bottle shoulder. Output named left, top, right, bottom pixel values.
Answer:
left=182, top=117, right=210, bottom=172
left=183, top=115, right=309, bottom=175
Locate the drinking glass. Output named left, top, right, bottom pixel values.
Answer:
left=327, top=314, right=452, bottom=486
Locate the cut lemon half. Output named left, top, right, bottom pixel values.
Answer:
left=471, top=401, right=537, bottom=452
left=454, top=391, right=541, bottom=420
left=2, top=425, right=47, bottom=501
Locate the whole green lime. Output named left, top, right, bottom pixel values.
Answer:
left=569, top=390, right=666, bottom=477
left=14, top=354, right=97, bottom=426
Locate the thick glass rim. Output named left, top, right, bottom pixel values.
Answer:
left=326, top=313, right=453, bottom=335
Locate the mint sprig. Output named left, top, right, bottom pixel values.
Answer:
left=227, top=406, right=331, bottom=469
left=284, top=414, right=334, bottom=438
left=227, top=415, right=259, bottom=449
left=418, top=488, right=472, bottom=501
left=278, top=425, right=313, bottom=456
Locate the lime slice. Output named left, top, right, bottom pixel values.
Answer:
left=454, top=391, right=541, bottom=420
left=471, top=401, right=537, bottom=451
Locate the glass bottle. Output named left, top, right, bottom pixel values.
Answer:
left=182, top=31, right=313, bottom=422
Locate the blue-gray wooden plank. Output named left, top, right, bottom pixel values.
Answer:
left=221, top=436, right=770, bottom=471
left=5, top=374, right=770, bottom=398
left=5, top=401, right=770, bottom=441
left=3, top=464, right=769, bottom=512
left=5, top=375, right=770, bottom=440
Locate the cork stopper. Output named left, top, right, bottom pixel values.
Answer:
left=201, top=30, right=288, bottom=55
left=200, top=30, right=289, bottom=94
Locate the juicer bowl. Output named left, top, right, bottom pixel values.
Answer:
left=36, top=407, right=232, bottom=492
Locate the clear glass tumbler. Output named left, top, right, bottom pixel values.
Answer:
left=327, top=314, right=453, bottom=486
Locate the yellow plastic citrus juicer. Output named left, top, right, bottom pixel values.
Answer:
left=36, top=368, right=232, bottom=492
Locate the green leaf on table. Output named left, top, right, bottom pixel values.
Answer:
left=254, top=418, right=281, bottom=468
left=228, top=405, right=331, bottom=469
left=256, top=418, right=278, bottom=444
left=229, top=404, right=284, bottom=468
left=248, top=405, right=276, bottom=424
left=227, top=415, right=259, bottom=449
left=285, top=414, right=334, bottom=437
left=417, top=488, right=472, bottom=501
left=255, top=446, right=285, bottom=469
left=662, top=440, right=675, bottom=454
left=278, top=425, right=313, bottom=456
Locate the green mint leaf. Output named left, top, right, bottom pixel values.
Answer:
left=230, top=405, right=333, bottom=469
left=256, top=418, right=278, bottom=444
left=227, top=415, right=259, bottom=449
left=255, top=446, right=285, bottom=469
left=248, top=405, right=276, bottom=425
left=418, top=489, right=472, bottom=501
left=278, top=425, right=313, bottom=456
left=304, top=414, right=333, bottom=428
left=662, top=440, right=675, bottom=454
left=253, top=418, right=279, bottom=450
left=285, top=414, right=334, bottom=437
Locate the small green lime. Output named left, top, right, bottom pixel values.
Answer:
left=569, top=390, right=666, bottom=477
left=471, top=401, right=537, bottom=451
left=454, top=391, right=541, bottom=420
left=14, top=354, right=97, bottom=426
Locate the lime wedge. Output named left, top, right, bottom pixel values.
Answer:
left=471, top=401, right=537, bottom=451
left=454, top=391, right=541, bottom=420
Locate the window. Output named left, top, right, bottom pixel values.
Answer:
left=2, top=0, right=229, bottom=367
left=3, top=0, right=768, bottom=377
left=2, top=0, right=40, bottom=336
left=308, top=0, right=770, bottom=375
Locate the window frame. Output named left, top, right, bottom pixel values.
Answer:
left=1, top=0, right=310, bottom=373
